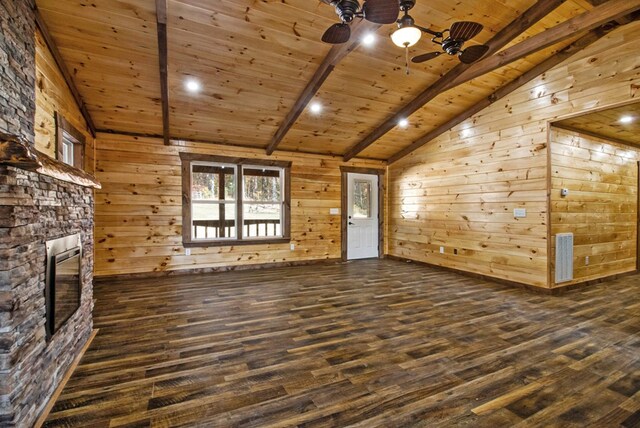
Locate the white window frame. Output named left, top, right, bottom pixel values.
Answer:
left=190, top=161, right=237, bottom=241
left=242, top=165, right=285, bottom=240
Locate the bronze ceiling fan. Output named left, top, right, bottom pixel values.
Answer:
left=320, top=0, right=489, bottom=74
left=320, top=0, right=400, bottom=44
left=391, top=0, right=489, bottom=68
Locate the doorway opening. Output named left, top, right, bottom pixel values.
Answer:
left=549, top=101, right=640, bottom=284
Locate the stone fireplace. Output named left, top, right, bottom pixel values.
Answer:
left=0, top=135, right=99, bottom=427
left=0, top=0, right=99, bottom=425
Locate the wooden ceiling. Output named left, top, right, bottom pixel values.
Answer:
left=553, top=102, right=640, bottom=146
left=35, top=0, right=640, bottom=161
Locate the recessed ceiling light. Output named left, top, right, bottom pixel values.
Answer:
left=310, top=102, right=322, bottom=114
left=619, top=115, right=634, bottom=124
left=398, top=118, right=409, bottom=128
left=185, top=79, right=201, bottom=93
left=362, top=33, right=376, bottom=47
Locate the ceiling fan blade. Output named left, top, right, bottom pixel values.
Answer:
left=449, top=21, right=483, bottom=42
left=362, top=0, right=400, bottom=24
left=322, top=23, right=351, bottom=44
left=458, top=44, right=489, bottom=64
left=412, top=52, right=442, bottom=63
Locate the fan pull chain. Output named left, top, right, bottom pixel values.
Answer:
left=405, top=46, right=410, bottom=75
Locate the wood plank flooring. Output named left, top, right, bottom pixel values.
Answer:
left=44, top=259, right=640, bottom=427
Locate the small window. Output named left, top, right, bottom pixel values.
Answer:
left=180, top=153, right=291, bottom=247
left=352, top=179, right=372, bottom=218
left=55, top=112, right=85, bottom=170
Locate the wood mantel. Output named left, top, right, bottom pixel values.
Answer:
left=0, top=132, right=101, bottom=189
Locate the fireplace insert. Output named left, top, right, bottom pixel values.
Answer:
left=45, top=234, right=82, bottom=340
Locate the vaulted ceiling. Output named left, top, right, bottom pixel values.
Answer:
left=35, top=0, right=640, bottom=161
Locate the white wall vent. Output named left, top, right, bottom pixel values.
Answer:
left=555, top=233, right=574, bottom=283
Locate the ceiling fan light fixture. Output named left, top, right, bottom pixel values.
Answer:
left=391, top=25, right=422, bottom=47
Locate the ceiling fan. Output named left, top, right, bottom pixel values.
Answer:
left=320, top=0, right=400, bottom=44
left=391, top=0, right=489, bottom=67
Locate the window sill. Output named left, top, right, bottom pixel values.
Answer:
left=183, top=237, right=291, bottom=248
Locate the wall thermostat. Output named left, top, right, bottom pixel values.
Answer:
left=513, top=208, right=527, bottom=218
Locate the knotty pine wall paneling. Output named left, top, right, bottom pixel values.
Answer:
left=388, top=21, right=640, bottom=288
left=94, top=133, right=385, bottom=276
left=550, top=127, right=639, bottom=287
left=34, top=28, right=95, bottom=173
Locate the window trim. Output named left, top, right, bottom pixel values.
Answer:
left=55, top=112, right=85, bottom=170
left=180, top=153, right=291, bottom=247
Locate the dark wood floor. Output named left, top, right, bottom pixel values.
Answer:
left=45, top=259, right=640, bottom=427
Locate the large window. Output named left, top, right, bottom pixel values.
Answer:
left=55, top=112, right=85, bottom=170
left=180, top=153, right=291, bottom=247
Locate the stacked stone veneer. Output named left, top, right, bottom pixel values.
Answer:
left=0, top=0, right=36, bottom=142
left=0, top=0, right=95, bottom=425
left=0, top=166, right=95, bottom=426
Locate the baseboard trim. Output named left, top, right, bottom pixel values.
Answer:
left=386, top=255, right=555, bottom=294
left=95, top=258, right=343, bottom=283
left=550, top=270, right=639, bottom=293
left=34, top=328, right=98, bottom=428
left=386, top=255, right=638, bottom=295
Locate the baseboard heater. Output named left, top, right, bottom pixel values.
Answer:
left=555, top=233, right=574, bottom=284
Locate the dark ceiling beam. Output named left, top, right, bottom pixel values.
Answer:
left=341, top=0, right=569, bottom=161
left=265, top=20, right=381, bottom=156
left=34, top=7, right=96, bottom=138
left=155, top=0, right=170, bottom=146
left=446, top=0, right=640, bottom=89
left=387, top=25, right=617, bottom=164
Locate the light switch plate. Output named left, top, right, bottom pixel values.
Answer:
left=514, top=208, right=527, bottom=218
left=329, top=208, right=340, bottom=215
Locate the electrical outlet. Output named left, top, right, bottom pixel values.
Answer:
left=185, top=248, right=191, bottom=256
left=439, top=246, right=444, bottom=254
left=290, top=243, right=295, bottom=251
left=585, top=256, right=589, bottom=266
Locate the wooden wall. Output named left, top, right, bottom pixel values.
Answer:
left=550, top=127, right=639, bottom=286
left=34, top=28, right=94, bottom=173
left=94, top=133, right=384, bottom=277
left=389, top=21, right=640, bottom=288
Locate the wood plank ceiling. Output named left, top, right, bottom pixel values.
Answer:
left=35, top=0, right=639, bottom=161
left=553, top=102, right=640, bottom=146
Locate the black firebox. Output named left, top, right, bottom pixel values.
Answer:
left=45, top=234, right=82, bottom=340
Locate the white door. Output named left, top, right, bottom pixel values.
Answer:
left=347, top=173, right=379, bottom=260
